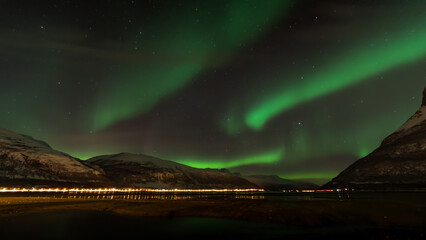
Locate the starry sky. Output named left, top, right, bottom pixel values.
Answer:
left=1, top=0, right=425, bottom=184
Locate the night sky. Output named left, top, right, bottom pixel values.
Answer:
left=1, top=0, right=425, bottom=184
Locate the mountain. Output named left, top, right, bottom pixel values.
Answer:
left=0, top=128, right=108, bottom=187
left=322, top=87, right=426, bottom=190
left=87, top=153, right=258, bottom=189
left=0, top=128, right=318, bottom=190
left=242, top=175, right=318, bottom=191
left=0, top=128, right=260, bottom=189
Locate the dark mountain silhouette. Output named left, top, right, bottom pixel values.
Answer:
left=0, top=128, right=108, bottom=187
left=242, top=175, right=319, bottom=191
left=87, top=153, right=258, bottom=189
left=323, top=87, right=426, bottom=190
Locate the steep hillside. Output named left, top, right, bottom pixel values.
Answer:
left=0, top=128, right=107, bottom=187
left=88, top=153, right=259, bottom=189
left=322, top=87, right=426, bottom=190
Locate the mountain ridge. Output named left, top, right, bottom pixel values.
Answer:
left=87, top=153, right=259, bottom=189
left=322, top=87, right=426, bottom=190
left=0, top=128, right=108, bottom=187
left=0, top=131, right=270, bottom=189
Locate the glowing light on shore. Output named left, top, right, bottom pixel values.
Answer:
left=282, top=188, right=352, bottom=193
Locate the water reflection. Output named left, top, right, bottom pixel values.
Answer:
left=57, top=192, right=353, bottom=201
left=4, top=211, right=422, bottom=240
left=61, top=193, right=265, bottom=201
left=0, top=191, right=359, bottom=201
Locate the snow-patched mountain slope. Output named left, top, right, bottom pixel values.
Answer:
left=397, top=106, right=426, bottom=132
left=322, top=87, right=426, bottom=190
left=382, top=105, right=426, bottom=146
left=0, top=128, right=106, bottom=185
left=383, top=87, right=426, bottom=144
left=88, top=153, right=258, bottom=189
left=89, top=152, right=194, bottom=170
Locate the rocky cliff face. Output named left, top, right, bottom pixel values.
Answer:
left=87, top=153, right=259, bottom=189
left=322, top=87, right=426, bottom=190
left=0, top=128, right=108, bottom=187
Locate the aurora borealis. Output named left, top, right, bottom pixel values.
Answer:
left=244, top=19, right=426, bottom=131
left=91, top=0, right=292, bottom=131
left=1, top=0, right=425, bottom=184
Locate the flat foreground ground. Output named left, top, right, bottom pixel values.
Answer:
left=0, top=193, right=425, bottom=227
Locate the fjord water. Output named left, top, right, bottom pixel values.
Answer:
left=0, top=192, right=425, bottom=239
left=0, top=210, right=422, bottom=240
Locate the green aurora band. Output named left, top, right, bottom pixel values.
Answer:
left=2, top=1, right=425, bottom=183
left=92, top=0, right=293, bottom=131
left=174, top=149, right=284, bottom=169
left=244, top=21, right=426, bottom=131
